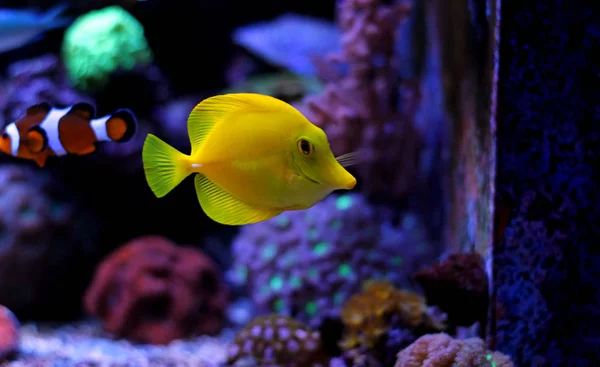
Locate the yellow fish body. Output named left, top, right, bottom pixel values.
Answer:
left=142, top=93, right=357, bottom=226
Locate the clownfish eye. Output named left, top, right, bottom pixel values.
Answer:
left=1, top=133, right=7, bottom=139
left=297, top=138, right=314, bottom=155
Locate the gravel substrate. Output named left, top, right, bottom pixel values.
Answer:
left=1, top=321, right=234, bottom=367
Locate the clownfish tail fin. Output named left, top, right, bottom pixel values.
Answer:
left=104, top=108, right=138, bottom=143
left=26, top=126, right=49, bottom=154
left=142, top=134, right=191, bottom=198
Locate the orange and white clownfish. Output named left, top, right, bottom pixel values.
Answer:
left=0, top=102, right=137, bottom=167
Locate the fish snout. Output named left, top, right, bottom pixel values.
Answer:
left=344, top=176, right=357, bottom=190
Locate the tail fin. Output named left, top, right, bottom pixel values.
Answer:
left=142, top=134, right=191, bottom=198
left=105, top=109, right=138, bottom=142
left=42, top=3, right=72, bottom=29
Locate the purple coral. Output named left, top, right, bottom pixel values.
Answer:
left=0, top=54, right=93, bottom=128
left=0, top=165, right=94, bottom=320
left=229, top=193, right=433, bottom=328
left=297, top=0, right=422, bottom=199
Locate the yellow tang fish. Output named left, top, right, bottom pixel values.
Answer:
left=142, top=93, right=358, bottom=226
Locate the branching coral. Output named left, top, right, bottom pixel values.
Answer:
left=413, top=252, right=488, bottom=329
left=395, top=333, right=514, bottom=367
left=227, top=314, right=328, bottom=367
left=84, top=235, right=228, bottom=344
left=297, top=0, right=423, bottom=199
left=230, top=193, right=432, bottom=328
left=0, top=305, right=19, bottom=360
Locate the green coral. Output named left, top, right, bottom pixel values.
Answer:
left=61, top=5, right=153, bottom=92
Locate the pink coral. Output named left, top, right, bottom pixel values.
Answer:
left=84, top=235, right=228, bottom=344
left=0, top=305, right=19, bottom=359
left=395, top=333, right=514, bottom=367
left=297, top=0, right=422, bottom=199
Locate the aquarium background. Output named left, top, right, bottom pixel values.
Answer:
left=0, top=0, right=598, bottom=366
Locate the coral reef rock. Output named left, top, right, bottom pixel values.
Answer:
left=413, top=252, right=488, bottom=328
left=297, top=0, right=423, bottom=200
left=15, top=321, right=232, bottom=366
left=227, top=314, right=328, bottom=367
left=230, top=193, right=432, bottom=328
left=0, top=305, right=19, bottom=360
left=395, top=333, right=514, bottom=367
left=0, top=164, right=94, bottom=320
left=84, top=235, right=229, bottom=344
left=0, top=54, right=93, bottom=129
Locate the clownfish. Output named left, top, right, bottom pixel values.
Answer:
left=142, top=93, right=358, bottom=226
left=0, top=102, right=137, bottom=167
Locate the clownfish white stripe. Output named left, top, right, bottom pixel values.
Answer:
left=90, top=115, right=110, bottom=142
left=5, top=123, right=20, bottom=156
left=39, top=107, right=70, bottom=156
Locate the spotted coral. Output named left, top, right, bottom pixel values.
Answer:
left=229, top=193, right=433, bottom=328
left=340, top=280, right=445, bottom=351
left=0, top=305, right=19, bottom=360
left=297, top=0, right=422, bottom=199
left=84, top=235, right=228, bottom=344
left=227, top=314, right=328, bottom=367
left=394, top=333, right=514, bottom=367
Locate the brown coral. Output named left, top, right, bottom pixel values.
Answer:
left=0, top=305, right=19, bottom=359
left=340, top=280, right=445, bottom=351
left=413, top=252, right=488, bottom=329
left=227, top=314, right=328, bottom=367
left=395, top=333, right=514, bottom=367
left=297, top=0, right=422, bottom=199
left=84, top=235, right=228, bottom=344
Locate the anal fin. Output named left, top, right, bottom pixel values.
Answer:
left=34, top=154, right=48, bottom=168
left=194, top=174, right=281, bottom=225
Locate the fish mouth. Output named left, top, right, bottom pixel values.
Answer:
left=291, top=154, right=320, bottom=184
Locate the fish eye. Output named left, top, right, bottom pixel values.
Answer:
left=297, top=138, right=314, bottom=155
left=1, top=133, right=7, bottom=139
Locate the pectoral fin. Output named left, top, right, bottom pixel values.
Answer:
left=194, top=174, right=281, bottom=225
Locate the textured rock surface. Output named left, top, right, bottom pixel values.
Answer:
left=492, top=1, right=600, bottom=366
left=0, top=165, right=95, bottom=320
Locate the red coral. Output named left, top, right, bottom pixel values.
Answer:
left=0, top=305, right=19, bottom=359
left=413, top=253, right=488, bottom=329
left=84, top=235, right=228, bottom=344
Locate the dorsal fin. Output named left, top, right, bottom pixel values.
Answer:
left=187, top=93, right=293, bottom=156
left=68, top=102, right=96, bottom=120
left=26, top=102, right=52, bottom=116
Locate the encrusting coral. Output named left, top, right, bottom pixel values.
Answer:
left=339, top=280, right=446, bottom=366
left=227, top=314, right=328, bottom=367
left=340, top=280, right=446, bottom=351
left=0, top=305, right=19, bottom=360
left=395, top=333, right=515, bottom=367
left=84, top=235, right=229, bottom=344
left=230, top=193, right=432, bottom=328
left=413, top=252, right=488, bottom=330
left=297, top=0, right=423, bottom=199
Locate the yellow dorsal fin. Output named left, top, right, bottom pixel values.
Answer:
left=187, top=93, right=295, bottom=156
left=194, top=174, right=281, bottom=225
